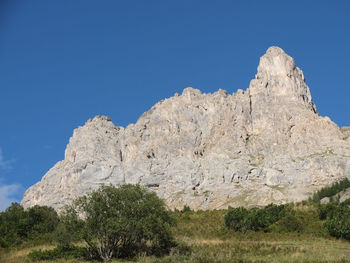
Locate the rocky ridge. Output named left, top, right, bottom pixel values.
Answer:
left=22, top=47, right=350, bottom=211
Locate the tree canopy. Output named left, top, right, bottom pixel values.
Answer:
left=63, top=184, right=175, bottom=261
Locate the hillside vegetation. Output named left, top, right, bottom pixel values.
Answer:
left=2, top=180, right=350, bottom=262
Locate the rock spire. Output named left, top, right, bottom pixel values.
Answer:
left=22, top=47, right=350, bottom=211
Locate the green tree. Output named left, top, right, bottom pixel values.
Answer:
left=27, top=205, right=59, bottom=239
left=63, top=184, right=175, bottom=261
left=55, top=206, right=84, bottom=249
left=0, top=203, right=59, bottom=248
left=0, top=202, right=28, bottom=247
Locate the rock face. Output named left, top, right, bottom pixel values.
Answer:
left=22, top=47, right=350, bottom=211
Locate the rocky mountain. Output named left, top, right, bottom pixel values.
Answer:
left=22, top=46, right=350, bottom=211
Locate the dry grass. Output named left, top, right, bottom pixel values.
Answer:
left=2, top=209, right=350, bottom=263
left=2, top=237, right=350, bottom=263
left=0, top=245, right=54, bottom=263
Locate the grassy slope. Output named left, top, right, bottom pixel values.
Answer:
left=1, top=206, right=350, bottom=263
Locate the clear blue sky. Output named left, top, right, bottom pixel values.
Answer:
left=0, top=0, right=349, bottom=210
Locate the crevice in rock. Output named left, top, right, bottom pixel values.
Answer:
left=146, top=149, right=155, bottom=159
left=194, top=149, right=204, bottom=157
left=146, top=184, right=159, bottom=188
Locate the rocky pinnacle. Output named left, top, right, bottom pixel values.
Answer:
left=22, top=47, right=350, bottom=211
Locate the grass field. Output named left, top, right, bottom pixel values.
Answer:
left=1, top=208, right=350, bottom=263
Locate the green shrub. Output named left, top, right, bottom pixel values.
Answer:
left=341, top=198, right=350, bottom=207
left=224, top=207, right=249, bottom=232
left=28, top=245, right=88, bottom=261
left=318, top=203, right=339, bottom=220
left=270, top=213, right=303, bottom=233
left=54, top=205, right=85, bottom=249
left=317, top=201, right=350, bottom=240
left=26, top=205, right=59, bottom=241
left=254, top=204, right=287, bottom=231
left=324, top=205, right=350, bottom=240
left=63, top=184, right=176, bottom=261
left=224, top=204, right=286, bottom=232
left=181, top=205, right=192, bottom=213
left=0, top=203, right=59, bottom=248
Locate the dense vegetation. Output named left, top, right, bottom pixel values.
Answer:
left=224, top=204, right=287, bottom=232
left=310, top=178, right=350, bottom=203
left=2, top=180, right=350, bottom=262
left=224, top=178, right=350, bottom=240
left=224, top=203, right=326, bottom=236
left=0, top=203, right=59, bottom=248
left=319, top=202, right=350, bottom=240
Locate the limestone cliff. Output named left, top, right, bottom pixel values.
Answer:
left=22, top=47, right=350, bottom=210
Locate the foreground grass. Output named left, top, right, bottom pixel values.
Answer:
left=2, top=237, right=350, bottom=263
left=1, top=208, right=350, bottom=263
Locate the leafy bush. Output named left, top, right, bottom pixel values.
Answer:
left=181, top=205, right=192, bottom=213
left=0, top=203, right=59, bottom=248
left=318, top=202, right=339, bottom=220
left=28, top=245, right=88, bottom=261
left=54, top=206, right=84, bottom=249
left=224, top=204, right=286, bottom=232
left=317, top=202, right=350, bottom=240
left=324, top=205, right=350, bottom=240
left=270, top=213, right=303, bottom=233
left=313, top=181, right=350, bottom=240
left=63, top=184, right=176, bottom=261
left=26, top=205, right=59, bottom=240
left=254, top=204, right=287, bottom=230
left=311, top=178, right=350, bottom=203
left=224, top=207, right=249, bottom=232
left=341, top=198, right=350, bottom=207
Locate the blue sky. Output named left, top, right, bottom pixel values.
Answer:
left=0, top=0, right=349, bottom=210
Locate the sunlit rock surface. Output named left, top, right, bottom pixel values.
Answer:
left=22, top=47, right=350, bottom=211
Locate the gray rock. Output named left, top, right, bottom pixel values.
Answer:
left=339, top=188, right=350, bottom=203
left=340, top=127, right=350, bottom=140
left=21, top=47, right=350, bottom=211
left=320, top=197, right=331, bottom=205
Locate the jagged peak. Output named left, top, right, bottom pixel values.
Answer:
left=249, top=46, right=317, bottom=114
left=182, top=87, right=202, bottom=96
left=265, top=46, right=286, bottom=56
left=80, top=115, right=119, bottom=133
left=256, top=46, right=296, bottom=79
left=213, top=88, right=228, bottom=96
left=86, top=115, right=112, bottom=124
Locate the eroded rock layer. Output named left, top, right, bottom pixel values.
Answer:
left=22, top=47, right=350, bottom=210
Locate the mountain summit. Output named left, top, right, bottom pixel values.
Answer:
left=22, top=47, right=350, bottom=210
left=252, top=46, right=317, bottom=113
